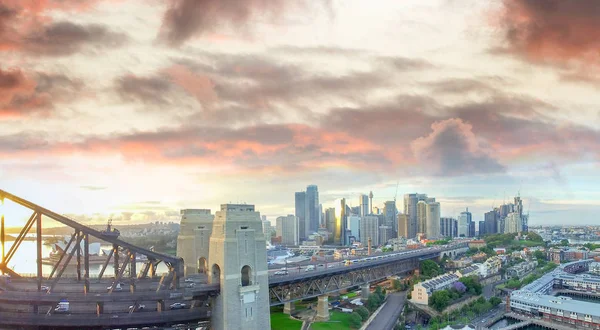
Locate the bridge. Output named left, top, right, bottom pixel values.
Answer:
left=0, top=189, right=467, bottom=329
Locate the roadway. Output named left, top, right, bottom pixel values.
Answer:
left=366, top=292, right=407, bottom=330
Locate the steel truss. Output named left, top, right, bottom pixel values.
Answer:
left=269, top=258, right=419, bottom=305
left=0, top=189, right=183, bottom=292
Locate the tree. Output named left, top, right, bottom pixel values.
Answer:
left=356, top=306, right=370, bottom=321
left=560, top=239, right=569, bottom=247
left=367, top=293, right=382, bottom=312
left=392, top=279, right=401, bottom=291
left=349, top=312, right=363, bottom=328
left=489, top=297, right=502, bottom=306
left=459, top=276, right=482, bottom=295
left=527, top=232, right=543, bottom=242
left=533, top=250, right=546, bottom=261
left=452, top=281, right=467, bottom=294
left=421, top=260, right=441, bottom=278
left=429, top=290, right=451, bottom=311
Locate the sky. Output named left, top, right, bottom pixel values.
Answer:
left=1, top=0, right=599, bottom=227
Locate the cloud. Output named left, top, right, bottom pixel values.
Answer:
left=21, top=21, right=128, bottom=56
left=159, top=0, right=331, bottom=46
left=411, top=118, right=506, bottom=176
left=499, top=0, right=600, bottom=64
left=80, top=185, right=107, bottom=191
left=116, top=74, right=173, bottom=105
left=0, top=68, right=83, bottom=118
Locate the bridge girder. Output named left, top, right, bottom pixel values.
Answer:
left=269, top=258, right=419, bottom=305
left=0, top=189, right=183, bottom=292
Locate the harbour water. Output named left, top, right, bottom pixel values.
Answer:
left=489, top=318, right=548, bottom=330
left=4, top=240, right=169, bottom=277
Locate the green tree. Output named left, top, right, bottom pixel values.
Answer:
left=459, top=276, right=482, bottom=295
left=560, top=239, right=569, bottom=247
left=392, top=279, right=401, bottom=291
left=533, top=250, right=546, bottom=261
left=489, top=297, right=502, bottom=306
left=429, top=290, right=451, bottom=311
left=349, top=312, right=363, bottom=328
left=421, top=260, right=441, bottom=278
left=367, top=293, right=382, bottom=312
left=356, top=306, right=370, bottom=321
left=527, top=232, right=543, bottom=242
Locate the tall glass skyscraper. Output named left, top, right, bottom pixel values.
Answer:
left=294, top=191, right=306, bottom=240
left=305, top=185, right=319, bottom=237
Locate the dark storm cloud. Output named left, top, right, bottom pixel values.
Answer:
left=116, top=75, right=173, bottom=105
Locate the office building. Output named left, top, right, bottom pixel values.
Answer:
left=360, top=215, right=379, bottom=246
left=426, top=201, right=440, bottom=239
left=347, top=214, right=360, bottom=240
left=324, top=207, right=335, bottom=236
left=384, top=201, right=397, bottom=236
left=305, top=185, right=319, bottom=237
left=276, top=215, right=299, bottom=246
left=262, top=219, right=272, bottom=240
left=403, top=193, right=427, bottom=238
left=295, top=192, right=306, bottom=240
left=334, top=198, right=347, bottom=245
left=379, top=225, right=393, bottom=245
left=484, top=210, right=498, bottom=235
left=457, top=209, right=470, bottom=237
left=478, top=220, right=485, bottom=237
left=504, top=212, right=522, bottom=234
left=359, top=194, right=369, bottom=217
left=398, top=213, right=409, bottom=238
left=440, top=217, right=457, bottom=238
left=417, top=200, right=427, bottom=236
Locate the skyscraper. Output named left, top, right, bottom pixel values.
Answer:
left=294, top=192, right=306, bottom=240
left=504, top=212, right=522, bottom=234
left=484, top=210, right=498, bottom=235
left=397, top=214, right=409, bottom=238
left=440, top=217, right=457, bottom=238
left=417, top=200, right=428, bottom=236
left=334, top=198, right=347, bottom=245
left=360, top=215, right=379, bottom=246
left=426, top=201, right=440, bottom=239
left=325, top=207, right=335, bottom=235
left=276, top=215, right=299, bottom=246
left=457, top=211, right=469, bottom=237
left=347, top=214, right=360, bottom=240
left=404, top=193, right=428, bottom=238
left=384, top=200, right=397, bottom=237
left=359, top=194, right=369, bottom=217
left=305, top=185, right=319, bottom=237
left=478, top=220, right=485, bottom=237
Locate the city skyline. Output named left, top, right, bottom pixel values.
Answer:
left=1, top=0, right=599, bottom=227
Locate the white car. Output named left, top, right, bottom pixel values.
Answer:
left=274, top=270, right=289, bottom=276
left=129, top=304, right=145, bottom=311
left=170, top=303, right=186, bottom=310
left=184, top=278, right=194, bottom=283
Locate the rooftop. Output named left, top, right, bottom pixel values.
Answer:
left=511, top=292, right=600, bottom=317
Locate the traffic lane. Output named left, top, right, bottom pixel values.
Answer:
left=366, top=292, right=406, bottom=330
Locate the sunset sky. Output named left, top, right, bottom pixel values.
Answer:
left=1, top=0, right=599, bottom=227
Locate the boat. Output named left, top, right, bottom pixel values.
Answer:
left=100, top=218, right=120, bottom=238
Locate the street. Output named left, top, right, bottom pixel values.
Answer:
left=366, top=292, right=407, bottom=330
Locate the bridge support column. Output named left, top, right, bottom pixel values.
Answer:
left=315, top=295, right=330, bottom=321
left=96, top=302, right=104, bottom=315
left=33, top=304, right=38, bottom=314
left=283, top=295, right=295, bottom=315
left=361, top=284, right=370, bottom=298
left=157, top=299, right=165, bottom=312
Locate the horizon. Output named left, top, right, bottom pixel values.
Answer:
left=1, top=1, right=599, bottom=227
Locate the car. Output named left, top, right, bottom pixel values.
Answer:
left=129, top=304, right=145, bottom=311
left=274, top=270, right=288, bottom=276
left=187, top=283, right=196, bottom=288
left=40, top=285, right=50, bottom=292
left=184, top=278, right=194, bottom=283
left=107, top=283, right=123, bottom=292
left=170, top=303, right=186, bottom=310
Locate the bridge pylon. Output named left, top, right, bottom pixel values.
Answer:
left=208, top=204, right=270, bottom=330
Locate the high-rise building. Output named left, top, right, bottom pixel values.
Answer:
left=504, top=212, right=522, bottom=234
left=262, top=219, right=272, bottom=240
left=325, top=207, right=335, bottom=235
left=276, top=215, right=299, bottom=246
left=404, top=193, right=428, bottom=238
left=384, top=201, right=397, bottom=237
left=359, top=194, right=369, bottom=217
left=397, top=214, right=409, bottom=238
left=379, top=225, right=392, bottom=245
left=463, top=208, right=473, bottom=237
left=478, top=220, right=485, bottom=237
left=426, top=202, right=440, bottom=239
left=305, top=185, right=319, bottom=237
left=484, top=210, right=498, bottom=235
left=350, top=206, right=360, bottom=215
left=334, top=198, right=347, bottom=245
left=294, top=192, right=306, bottom=240
left=348, top=214, right=360, bottom=240
left=440, top=217, right=457, bottom=238
left=417, top=200, right=428, bottom=236
left=319, top=203, right=323, bottom=228
left=368, top=191, right=373, bottom=214
left=360, top=215, right=379, bottom=246
left=457, top=211, right=469, bottom=237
